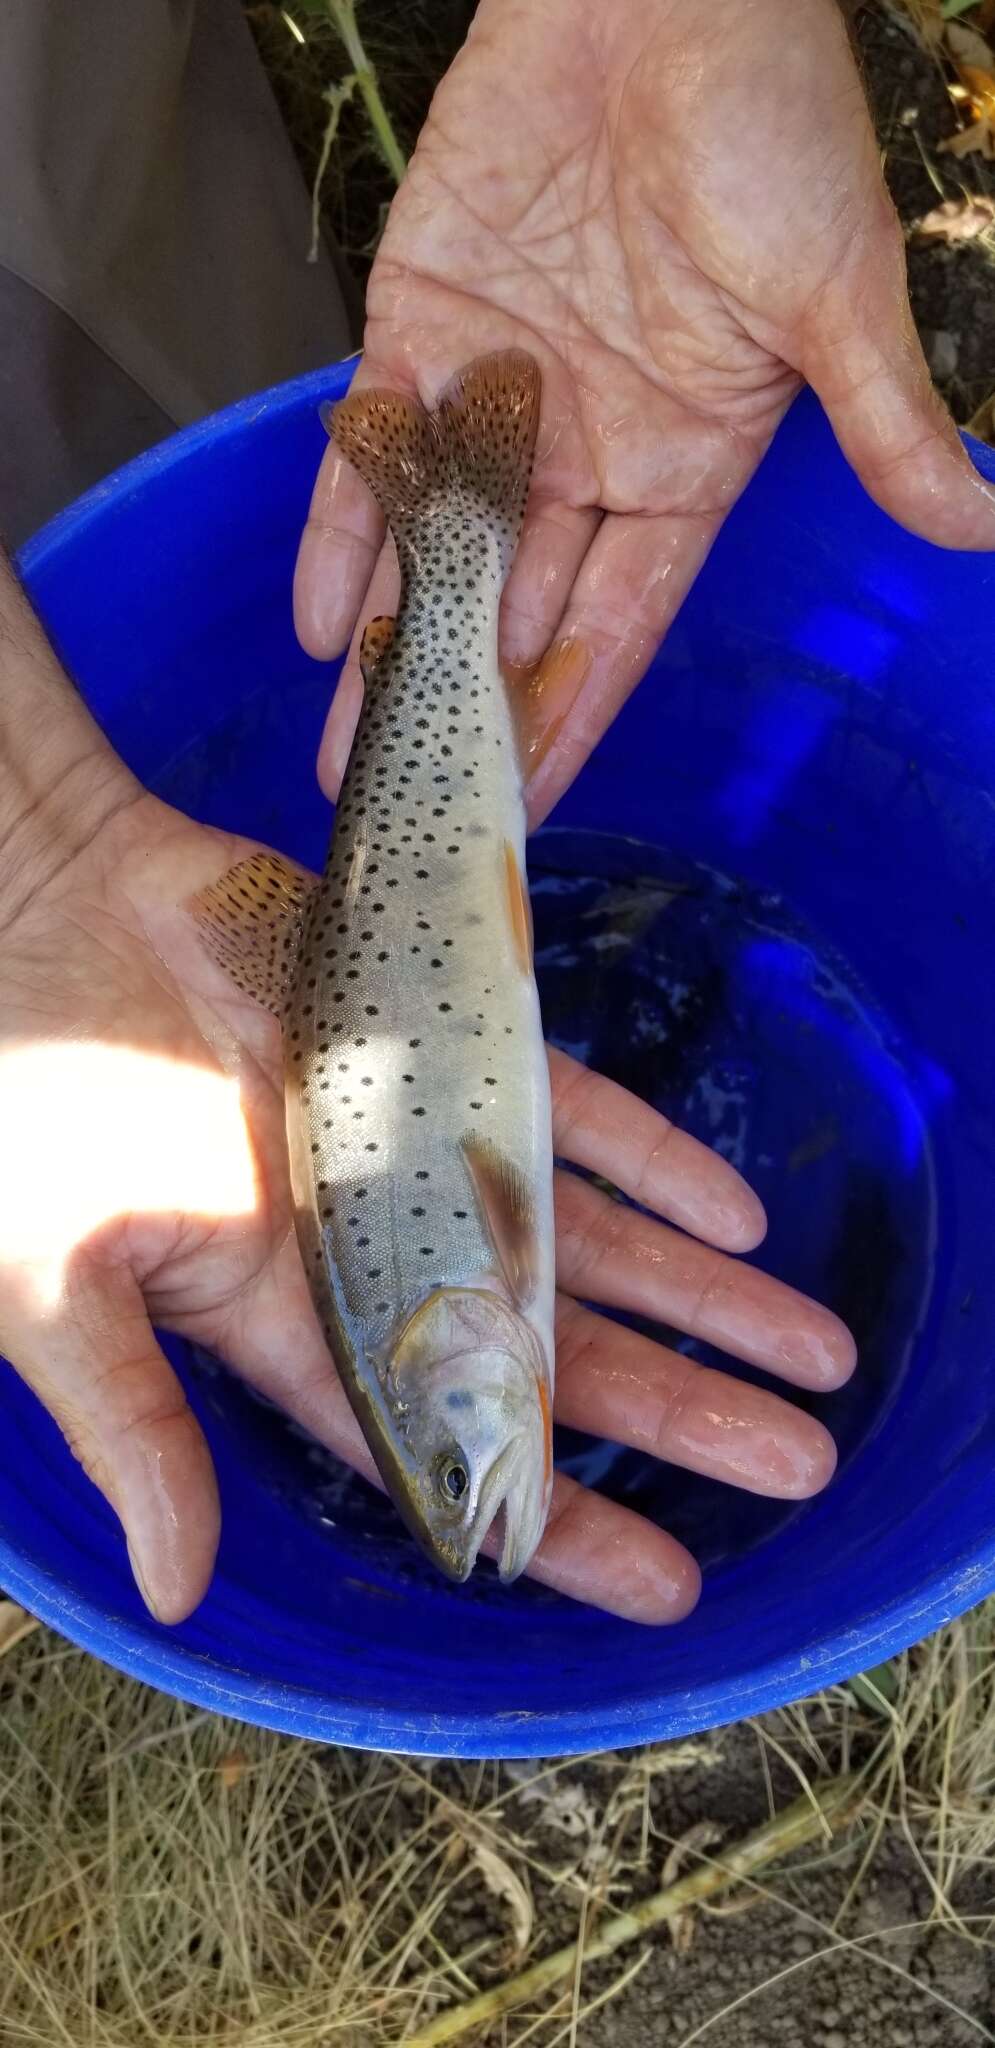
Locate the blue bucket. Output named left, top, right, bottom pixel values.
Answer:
left=5, top=358, right=995, bottom=1757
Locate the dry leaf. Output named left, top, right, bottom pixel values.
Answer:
left=946, top=19, right=995, bottom=72
left=216, top=1751, right=248, bottom=1789
left=662, top=1821, right=723, bottom=1954
left=506, top=1767, right=599, bottom=1841
left=916, top=193, right=995, bottom=239
left=966, top=391, right=995, bottom=443
left=471, top=1843, right=533, bottom=1958
left=940, top=117, right=995, bottom=156
left=957, top=60, right=995, bottom=115
left=0, top=1600, right=39, bottom=1657
left=946, top=22, right=995, bottom=68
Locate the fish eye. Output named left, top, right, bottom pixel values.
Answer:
left=440, top=1457, right=469, bottom=1503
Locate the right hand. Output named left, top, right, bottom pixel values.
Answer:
left=295, top=0, right=995, bottom=825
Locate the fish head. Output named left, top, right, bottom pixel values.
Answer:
left=385, top=1287, right=553, bottom=1585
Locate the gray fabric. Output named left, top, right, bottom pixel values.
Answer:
left=0, top=270, right=176, bottom=547
left=0, top=0, right=358, bottom=545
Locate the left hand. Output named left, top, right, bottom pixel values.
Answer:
left=0, top=791, right=853, bottom=1626
left=295, top=0, right=995, bottom=825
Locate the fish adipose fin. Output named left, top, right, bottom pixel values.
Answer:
left=188, top=852, right=315, bottom=1017
left=460, top=1132, right=539, bottom=1309
left=358, top=614, right=395, bottom=684
left=325, top=350, right=541, bottom=569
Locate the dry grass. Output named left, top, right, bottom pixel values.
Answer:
left=1, top=1603, right=994, bottom=2046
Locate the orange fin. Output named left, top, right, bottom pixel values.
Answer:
left=502, top=635, right=592, bottom=767
left=326, top=351, right=540, bottom=569
left=436, top=351, right=540, bottom=541
left=358, top=613, right=395, bottom=684
left=188, top=852, right=315, bottom=1017
left=460, top=1133, right=538, bottom=1308
left=502, top=839, right=533, bottom=974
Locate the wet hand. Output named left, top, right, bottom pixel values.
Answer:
left=295, top=0, right=995, bottom=824
left=0, top=801, right=853, bottom=1627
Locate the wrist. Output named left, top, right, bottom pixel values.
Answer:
left=0, top=557, right=138, bottom=923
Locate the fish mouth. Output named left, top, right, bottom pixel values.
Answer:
left=452, top=1429, right=548, bottom=1586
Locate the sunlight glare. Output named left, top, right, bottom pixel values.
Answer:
left=0, top=1042, right=258, bottom=1305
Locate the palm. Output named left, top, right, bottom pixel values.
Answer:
left=296, top=0, right=991, bottom=818
left=0, top=792, right=851, bottom=1625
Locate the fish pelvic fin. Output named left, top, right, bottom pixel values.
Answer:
left=188, top=852, right=315, bottom=1017
left=325, top=351, right=541, bottom=570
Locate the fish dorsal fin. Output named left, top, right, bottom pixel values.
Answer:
left=460, top=1132, right=539, bottom=1309
left=325, top=351, right=540, bottom=570
left=189, top=852, right=315, bottom=1017
left=358, top=614, right=395, bottom=684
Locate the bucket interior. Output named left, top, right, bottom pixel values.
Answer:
left=6, top=372, right=995, bottom=1754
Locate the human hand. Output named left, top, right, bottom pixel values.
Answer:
left=0, top=790, right=853, bottom=1628
left=295, top=0, right=995, bottom=825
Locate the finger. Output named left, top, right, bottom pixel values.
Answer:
left=800, top=219, right=995, bottom=551
left=5, top=1256, right=219, bottom=1624
left=554, top=1170, right=856, bottom=1391
left=293, top=356, right=389, bottom=659
left=554, top=1296, right=836, bottom=1500
left=548, top=1046, right=766, bottom=1254
left=519, top=1468, right=701, bottom=1624
left=316, top=538, right=399, bottom=803
left=499, top=500, right=600, bottom=668
left=519, top=508, right=722, bottom=827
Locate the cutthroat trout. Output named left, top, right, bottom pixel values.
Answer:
left=196, top=351, right=555, bottom=1583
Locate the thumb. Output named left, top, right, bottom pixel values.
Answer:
left=2, top=1254, right=219, bottom=1624
left=800, top=212, right=995, bottom=551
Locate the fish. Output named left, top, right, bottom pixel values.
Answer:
left=192, top=350, right=556, bottom=1585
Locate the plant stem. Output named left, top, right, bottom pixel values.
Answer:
left=325, top=0, right=408, bottom=186
left=309, top=72, right=359, bottom=262
left=403, top=1775, right=862, bottom=2048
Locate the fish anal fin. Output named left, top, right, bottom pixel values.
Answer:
left=502, top=839, right=533, bottom=975
left=460, top=1132, right=538, bottom=1309
left=188, top=852, right=315, bottom=1017
left=502, top=635, right=592, bottom=767
left=358, top=614, right=396, bottom=685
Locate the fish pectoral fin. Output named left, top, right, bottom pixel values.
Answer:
left=358, top=614, right=396, bottom=685
left=460, top=1133, right=539, bottom=1310
left=188, top=851, right=315, bottom=1017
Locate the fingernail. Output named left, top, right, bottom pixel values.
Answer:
left=127, top=1538, right=164, bottom=1623
left=778, top=1312, right=857, bottom=1391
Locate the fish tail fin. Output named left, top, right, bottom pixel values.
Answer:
left=437, top=350, right=541, bottom=547
left=325, top=350, right=540, bottom=566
